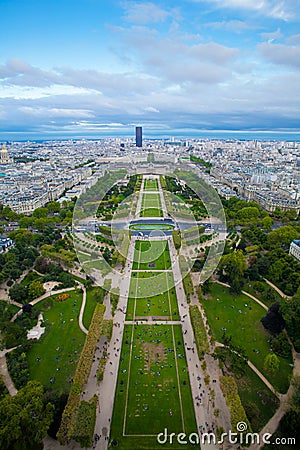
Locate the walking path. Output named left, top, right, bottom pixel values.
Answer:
left=78, top=283, right=88, bottom=335
left=252, top=347, right=300, bottom=450
left=10, top=286, right=76, bottom=322
left=263, top=278, right=291, bottom=299
left=0, top=347, right=18, bottom=396
left=208, top=279, right=300, bottom=448
left=157, top=175, right=168, bottom=217
left=93, top=239, right=135, bottom=450
left=215, top=342, right=280, bottom=398
left=215, top=280, right=269, bottom=311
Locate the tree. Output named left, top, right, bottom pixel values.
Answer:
left=218, top=250, right=247, bottom=293
left=9, top=283, right=28, bottom=304
left=0, top=381, right=54, bottom=450
left=201, top=278, right=212, bottom=295
left=263, top=353, right=280, bottom=374
left=267, top=225, right=298, bottom=250
left=281, top=291, right=300, bottom=351
left=46, top=201, right=60, bottom=214
left=236, top=206, right=260, bottom=223
left=32, top=207, right=48, bottom=218
left=28, top=281, right=45, bottom=300
left=261, top=303, right=285, bottom=335
left=261, top=216, right=273, bottom=231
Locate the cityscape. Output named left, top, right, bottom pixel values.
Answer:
left=1, top=1, right=300, bottom=450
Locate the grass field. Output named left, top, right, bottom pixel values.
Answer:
left=27, top=290, right=86, bottom=392
left=132, top=240, right=171, bottom=270
left=243, top=281, right=283, bottom=305
left=234, top=362, right=279, bottom=432
left=202, top=283, right=293, bottom=393
left=82, top=286, right=105, bottom=330
left=140, top=193, right=163, bottom=217
left=126, top=272, right=179, bottom=320
left=110, top=324, right=197, bottom=449
left=144, top=179, right=159, bottom=191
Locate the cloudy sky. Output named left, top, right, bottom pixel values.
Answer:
left=1, top=0, right=300, bottom=139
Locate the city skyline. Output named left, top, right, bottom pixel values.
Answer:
left=1, top=0, right=300, bottom=139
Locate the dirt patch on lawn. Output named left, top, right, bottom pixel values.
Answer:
left=143, top=342, right=166, bottom=371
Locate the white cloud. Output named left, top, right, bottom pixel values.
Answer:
left=19, top=107, right=94, bottom=118
left=144, top=106, right=160, bottom=113
left=196, top=0, right=294, bottom=20
left=207, top=20, right=257, bottom=33
left=0, top=84, right=99, bottom=100
left=261, top=28, right=282, bottom=42
left=258, top=42, right=300, bottom=68
left=121, top=1, right=180, bottom=24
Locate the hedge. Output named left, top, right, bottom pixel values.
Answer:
left=220, top=376, right=251, bottom=433
left=110, top=289, right=119, bottom=316
left=189, top=305, right=209, bottom=359
left=57, top=304, right=105, bottom=444
left=97, top=320, right=113, bottom=383
left=172, top=230, right=181, bottom=250
left=72, top=396, right=98, bottom=448
left=179, top=255, right=194, bottom=302
left=99, top=319, right=113, bottom=341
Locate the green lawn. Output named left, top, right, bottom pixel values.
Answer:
left=20, top=271, right=42, bottom=286
left=243, top=281, right=283, bottom=305
left=202, top=283, right=292, bottom=393
left=126, top=272, right=179, bottom=320
left=140, top=193, right=163, bottom=217
left=82, top=286, right=105, bottom=330
left=27, top=290, right=86, bottom=392
left=132, top=240, right=171, bottom=270
left=110, top=324, right=197, bottom=449
left=234, top=362, right=279, bottom=432
left=140, top=208, right=163, bottom=217
left=144, top=179, right=159, bottom=191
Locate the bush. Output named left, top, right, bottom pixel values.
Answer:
left=172, top=230, right=181, bottom=250
left=189, top=305, right=209, bottom=359
left=220, top=376, right=251, bottom=433
left=57, top=304, right=105, bottom=444
left=72, top=396, right=97, bottom=448
left=56, top=294, right=69, bottom=302
left=110, top=289, right=119, bottom=316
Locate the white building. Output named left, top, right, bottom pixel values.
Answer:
left=289, top=240, right=300, bottom=261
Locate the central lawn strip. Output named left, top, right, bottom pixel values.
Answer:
left=27, top=290, right=85, bottom=392
left=110, top=324, right=197, bottom=449
left=82, top=286, right=105, bottom=330
left=140, top=193, right=163, bottom=218
left=126, top=272, right=179, bottom=320
left=144, top=179, right=159, bottom=191
left=132, top=240, right=171, bottom=270
left=202, top=283, right=292, bottom=393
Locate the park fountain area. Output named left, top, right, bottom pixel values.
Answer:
left=27, top=313, right=45, bottom=340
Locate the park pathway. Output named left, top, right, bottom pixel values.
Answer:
left=215, top=279, right=269, bottom=311
left=78, top=283, right=88, bottom=335
left=263, top=278, right=292, bottom=299
left=0, top=347, right=18, bottom=396
left=209, top=279, right=300, bottom=449
left=92, top=236, right=136, bottom=450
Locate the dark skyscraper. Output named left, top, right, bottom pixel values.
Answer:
left=135, top=126, right=142, bottom=147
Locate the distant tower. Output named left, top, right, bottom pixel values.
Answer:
left=0, top=143, right=12, bottom=164
left=135, top=126, right=142, bottom=147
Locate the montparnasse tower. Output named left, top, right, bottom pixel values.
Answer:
left=0, top=143, right=13, bottom=164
